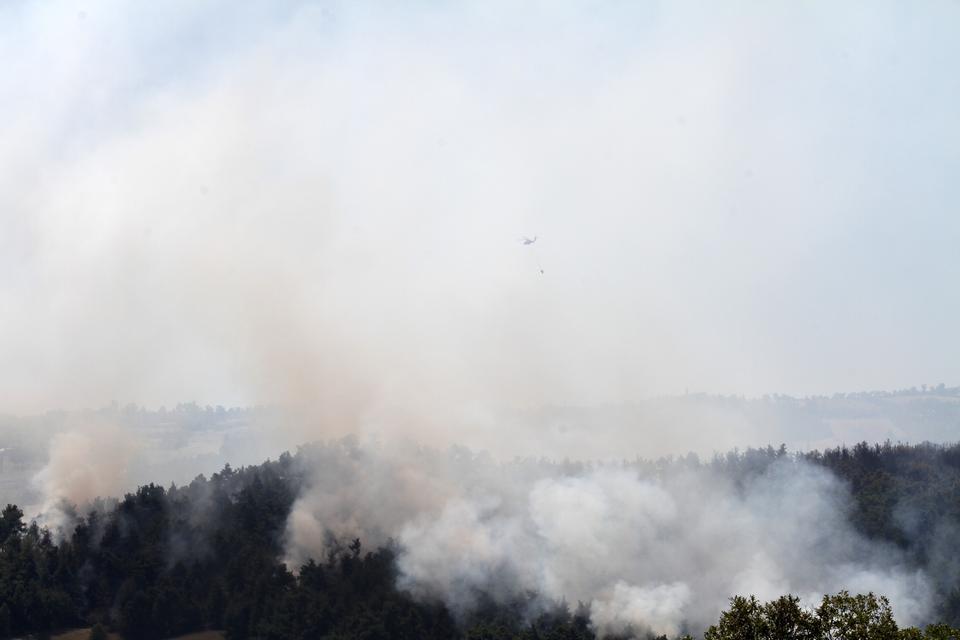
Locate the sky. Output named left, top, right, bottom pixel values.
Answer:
left=2, top=0, right=959, bottom=421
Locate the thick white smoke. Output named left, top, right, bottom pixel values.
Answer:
left=284, top=443, right=931, bottom=636
left=2, top=1, right=956, bottom=634
left=5, top=0, right=960, bottom=426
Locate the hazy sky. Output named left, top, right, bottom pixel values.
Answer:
left=2, top=0, right=959, bottom=417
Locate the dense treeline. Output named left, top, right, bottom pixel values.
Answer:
left=1, top=440, right=958, bottom=639
left=712, top=441, right=960, bottom=626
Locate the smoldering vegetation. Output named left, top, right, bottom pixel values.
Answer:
left=1, top=439, right=958, bottom=639
left=4, top=395, right=959, bottom=637
left=284, top=439, right=951, bottom=635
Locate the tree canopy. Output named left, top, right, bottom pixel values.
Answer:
left=1, top=440, right=958, bottom=639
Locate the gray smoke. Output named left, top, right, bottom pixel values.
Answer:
left=2, top=1, right=957, bottom=635
left=4, top=0, right=960, bottom=422
left=32, top=419, right=138, bottom=531
left=284, top=442, right=932, bottom=636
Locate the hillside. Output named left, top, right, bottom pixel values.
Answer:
left=1, top=440, right=959, bottom=639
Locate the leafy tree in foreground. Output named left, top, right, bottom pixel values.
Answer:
left=818, top=591, right=899, bottom=640
left=706, top=592, right=960, bottom=640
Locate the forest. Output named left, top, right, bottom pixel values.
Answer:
left=1, top=440, right=959, bottom=640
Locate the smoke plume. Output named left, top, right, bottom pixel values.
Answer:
left=2, top=1, right=958, bottom=635
left=283, top=442, right=932, bottom=635
left=32, top=420, right=138, bottom=531
left=4, top=0, right=960, bottom=431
